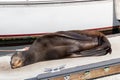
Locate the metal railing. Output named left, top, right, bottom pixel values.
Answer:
left=0, top=0, right=107, bottom=5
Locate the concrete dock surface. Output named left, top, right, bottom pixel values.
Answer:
left=0, top=35, right=120, bottom=80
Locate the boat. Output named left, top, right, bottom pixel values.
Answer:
left=0, top=34, right=120, bottom=80
left=0, top=0, right=120, bottom=80
left=0, top=0, right=118, bottom=46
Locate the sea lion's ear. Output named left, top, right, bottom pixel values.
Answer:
left=16, top=51, right=23, bottom=57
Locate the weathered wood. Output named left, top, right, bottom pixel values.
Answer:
left=49, top=64, right=120, bottom=80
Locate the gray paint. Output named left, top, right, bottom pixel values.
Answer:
left=34, top=58, right=120, bottom=79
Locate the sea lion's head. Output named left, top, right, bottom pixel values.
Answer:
left=10, top=51, right=26, bottom=69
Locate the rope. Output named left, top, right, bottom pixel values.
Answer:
left=0, top=47, right=29, bottom=52
left=0, top=50, right=16, bottom=52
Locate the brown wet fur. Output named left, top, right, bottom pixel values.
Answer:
left=10, top=30, right=112, bottom=69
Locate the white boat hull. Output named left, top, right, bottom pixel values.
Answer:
left=115, top=0, right=120, bottom=20
left=0, top=0, right=113, bottom=35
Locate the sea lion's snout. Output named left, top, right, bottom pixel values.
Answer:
left=11, top=59, right=23, bottom=69
left=10, top=52, right=24, bottom=69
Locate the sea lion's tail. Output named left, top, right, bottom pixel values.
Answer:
left=79, top=35, right=112, bottom=57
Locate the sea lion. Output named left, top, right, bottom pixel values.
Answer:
left=10, top=30, right=112, bottom=69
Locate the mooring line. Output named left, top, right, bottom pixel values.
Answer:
left=0, top=47, right=29, bottom=52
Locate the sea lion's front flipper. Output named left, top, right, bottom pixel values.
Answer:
left=45, top=45, right=81, bottom=60
left=56, top=31, right=93, bottom=41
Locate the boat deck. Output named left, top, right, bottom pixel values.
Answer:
left=0, top=34, right=120, bottom=80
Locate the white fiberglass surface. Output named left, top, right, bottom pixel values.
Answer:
left=0, top=35, right=120, bottom=80
left=115, top=0, right=120, bottom=19
left=0, top=0, right=107, bottom=2
left=0, top=0, right=113, bottom=35
left=0, top=0, right=26, bottom=1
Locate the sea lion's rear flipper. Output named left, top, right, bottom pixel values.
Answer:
left=57, top=31, right=112, bottom=57
left=76, top=36, right=112, bottom=57
left=79, top=47, right=111, bottom=57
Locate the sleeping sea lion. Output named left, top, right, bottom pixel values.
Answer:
left=10, top=30, right=112, bottom=69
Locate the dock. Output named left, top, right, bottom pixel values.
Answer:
left=0, top=34, right=120, bottom=80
